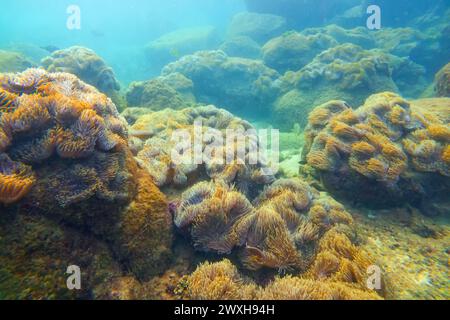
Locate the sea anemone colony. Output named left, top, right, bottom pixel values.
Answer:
left=301, top=92, right=450, bottom=208
left=0, top=69, right=173, bottom=298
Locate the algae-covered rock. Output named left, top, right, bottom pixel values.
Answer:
left=219, top=36, right=261, bottom=59
left=0, top=50, right=35, bottom=73
left=145, top=26, right=221, bottom=75
left=41, top=46, right=120, bottom=94
left=434, top=63, right=450, bottom=97
left=301, top=25, right=375, bottom=49
left=273, top=44, right=399, bottom=129
left=0, top=212, right=122, bottom=299
left=126, top=75, right=194, bottom=111
left=162, top=50, right=280, bottom=117
left=227, top=12, right=287, bottom=44
left=262, top=31, right=338, bottom=73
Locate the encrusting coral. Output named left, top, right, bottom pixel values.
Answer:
left=125, top=72, right=195, bottom=112
left=0, top=68, right=173, bottom=280
left=301, top=92, right=450, bottom=208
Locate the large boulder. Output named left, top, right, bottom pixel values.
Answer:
left=227, top=12, right=287, bottom=44
left=262, top=31, right=337, bottom=73
left=161, top=50, right=280, bottom=117
left=144, top=26, right=221, bottom=75
left=0, top=50, right=35, bottom=73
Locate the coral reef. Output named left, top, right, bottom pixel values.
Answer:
left=219, top=36, right=261, bottom=59
left=41, top=46, right=124, bottom=110
left=0, top=50, right=35, bottom=73
left=261, top=31, right=337, bottom=74
left=161, top=50, right=280, bottom=116
left=130, top=105, right=275, bottom=194
left=0, top=69, right=172, bottom=280
left=125, top=74, right=194, bottom=112
left=145, top=26, right=221, bottom=75
left=273, top=44, right=426, bottom=130
left=434, top=63, right=450, bottom=97
left=227, top=12, right=287, bottom=44
left=301, top=92, right=450, bottom=209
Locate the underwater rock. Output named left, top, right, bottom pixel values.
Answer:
left=361, top=0, right=448, bottom=27
left=0, top=50, right=35, bottom=73
left=244, top=0, right=359, bottom=29
left=227, top=12, right=287, bottom=44
left=0, top=212, right=122, bottom=299
left=131, top=105, right=275, bottom=194
left=41, top=46, right=124, bottom=110
left=434, top=63, right=450, bottom=97
left=261, top=31, right=338, bottom=74
left=126, top=75, right=194, bottom=112
left=301, top=92, right=450, bottom=209
left=41, top=46, right=120, bottom=94
left=145, top=26, right=221, bottom=75
left=162, top=50, right=280, bottom=117
left=301, top=24, right=376, bottom=49
left=219, top=36, right=261, bottom=59
left=273, top=44, right=397, bottom=130
left=0, top=69, right=173, bottom=280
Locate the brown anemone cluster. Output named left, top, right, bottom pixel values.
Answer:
left=0, top=68, right=127, bottom=205
left=301, top=92, right=450, bottom=207
left=129, top=105, right=275, bottom=195
left=173, top=178, right=365, bottom=280
left=181, top=257, right=381, bottom=300
left=0, top=69, right=173, bottom=281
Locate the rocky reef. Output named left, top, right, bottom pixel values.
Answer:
left=161, top=50, right=280, bottom=117
left=301, top=92, right=450, bottom=210
left=41, top=47, right=124, bottom=110
left=227, top=12, right=287, bottom=44
left=125, top=72, right=195, bottom=112
left=261, top=31, right=338, bottom=74
left=273, top=44, right=426, bottom=130
left=0, top=69, right=173, bottom=295
left=219, top=36, right=261, bottom=59
left=0, top=50, right=35, bottom=73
